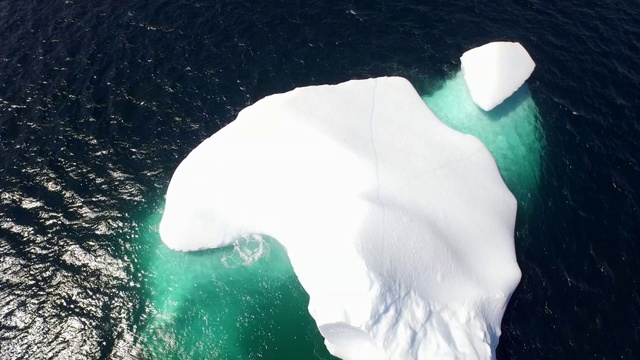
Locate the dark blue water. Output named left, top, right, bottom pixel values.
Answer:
left=0, top=0, right=638, bottom=358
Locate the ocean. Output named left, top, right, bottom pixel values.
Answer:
left=0, top=0, right=638, bottom=359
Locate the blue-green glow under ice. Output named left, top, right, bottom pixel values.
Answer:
left=138, top=213, right=336, bottom=359
left=422, top=72, right=544, bottom=205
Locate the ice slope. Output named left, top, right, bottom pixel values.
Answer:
left=159, top=77, right=521, bottom=359
left=461, top=42, right=536, bottom=111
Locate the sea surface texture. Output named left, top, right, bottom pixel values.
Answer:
left=1, top=0, right=638, bottom=359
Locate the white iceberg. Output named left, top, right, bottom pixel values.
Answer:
left=159, top=77, right=521, bottom=359
left=461, top=41, right=536, bottom=111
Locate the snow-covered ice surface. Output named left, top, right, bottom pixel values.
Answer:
left=160, top=77, right=521, bottom=359
left=461, top=42, right=536, bottom=111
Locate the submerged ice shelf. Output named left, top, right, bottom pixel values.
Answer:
left=422, top=72, right=542, bottom=204
left=160, top=77, right=522, bottom=359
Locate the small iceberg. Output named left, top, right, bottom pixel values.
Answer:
left=461, top=41, right=536, bottom=111
left=160, top=77, right=521, bottom=359
left=424, top=41, right=542, bottom=205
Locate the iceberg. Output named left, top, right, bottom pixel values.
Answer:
left=160, top=77, right=521, bottom=359
left=461, top=42, right=536, bottom=111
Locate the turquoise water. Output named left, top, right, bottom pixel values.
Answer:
left=422, top=72, right=544, bottom=205
left=138, top=212, right=335, bottom=359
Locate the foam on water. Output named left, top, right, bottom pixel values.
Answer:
left=221, top=234, right=268, bottom=268
left=422, top=72, right=544, bottom=204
